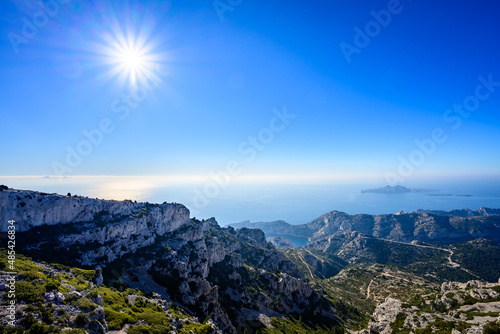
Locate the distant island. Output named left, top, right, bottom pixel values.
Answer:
left=361, top=185, right=432, bottom=193
left=427, top=193, right=473, bottom=197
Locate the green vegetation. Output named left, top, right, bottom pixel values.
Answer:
left=256, top=317, right=345, bottom=333
left=0, top=249, right=210, bottom=333
left=452, top=240, right=500, bottom=282
left=15, top=281, right=46, bottom=303
left=484, top=321, right=500, bottom=334
left=390, top=313, right=410, bottom=333
left=0, top=325, right=24, bottom=334
left=412, top=318, right=472, bottom=334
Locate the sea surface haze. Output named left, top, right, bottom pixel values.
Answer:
left=1, top=176, right=499, bottom=226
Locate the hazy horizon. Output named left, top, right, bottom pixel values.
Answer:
left=2, top=174, right=500, bottom=226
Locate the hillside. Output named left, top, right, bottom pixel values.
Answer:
left=0, top=187, right=345, bottom=333
left=0, top=251, right=215, bottom=333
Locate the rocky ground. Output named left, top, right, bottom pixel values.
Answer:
left=337, top=278, right=500, bottom=333
left=0, top=252, right=217, bottom=333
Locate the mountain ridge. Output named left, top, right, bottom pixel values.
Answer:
left=231, top=207, right=500, bottom=247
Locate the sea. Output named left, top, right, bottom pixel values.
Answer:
left=2, top=176, right=500, bottom=227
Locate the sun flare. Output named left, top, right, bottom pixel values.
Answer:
left=92, top=8, right=165, bottom=86
left=120, top=48, right=144, bottom=69
left=111, top=42, right=151, bottom=84
left=101, top=33, right=160, bottom=85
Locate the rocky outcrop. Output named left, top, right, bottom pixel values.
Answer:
left=0, top=187, right=189, bottom=233
left=368, top=298, right=403, bottom=334
left=116, top=219, right=337, bottom=333
left=229, top=220, right=314, bottom=238
left=267, top=236, right=296, bottom=249
left=413, top=207, right=500, bottom=217
left=307, top=210, right=500, bottom=245
left=1, top=188, right=132, bottom=231
left=365, top=279, right=500, bottom=334
left=234, top=227, right=270, bottom=249
left=3, top=188, right=191, bottom=265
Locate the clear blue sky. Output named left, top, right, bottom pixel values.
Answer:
left=1, top=0, right=500, bottom=183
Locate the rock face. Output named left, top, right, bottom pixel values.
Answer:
left=131, top=218, right=340, bottom=333
left=0, top=188, right=189, bottom=232
left=3, top=188, right=191, bottom=265
left=230, top=220, right=314, bottom=238
left=365, top=279, right=500, bottom=334
left=267, top=236, right=296, bottom=249
left=369, top=298, right=403, bottom=334
left=1, top=188, right=131, bottom=231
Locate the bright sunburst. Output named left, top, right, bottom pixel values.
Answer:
left=108, top=40, right=155, bottom=84
left=113, top=42, right=151, bottom=84
left=95, top=12, right=163, bottom=86
left=120, top=48, right=144, bottom=69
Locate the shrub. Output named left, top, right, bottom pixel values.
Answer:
left=484, top=321, right=500, bottom=334
left=72, top=268, right=95, bottom=281
left=19, top=271, right=46, bottom=281
left=74, top=313, right=90, bottom=328
left=41, top=307, right=54, bottom=324
left=45, top=279, right=59, bottom=291
left=0, top=325, right=24, bottom=333
left=390, top=313, right=409, bottom=333
left=16, top=281, right=46, bottom=303
left=73, top=298, right=98, bottom=312
left=128, top=325, right=153, bottom=334
left=27, top=324, right=62, bottom=334
left=151, top=325, right=173, bottom=334
left=136, top=308, right=170, bottom=326
left=19, top=313, right=38, bottom=330
left=104, top=308, right=137, bottom=330
left=65, top=293, right=79, bottom=303
left=194, top=324, right=215, bottom=334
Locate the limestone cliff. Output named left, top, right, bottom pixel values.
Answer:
left=1, top=187, right=191, bottom=265
left=0, top=187, right=189, bottom=233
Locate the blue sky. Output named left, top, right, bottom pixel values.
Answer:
left=1, top=0, right=500, bottom=184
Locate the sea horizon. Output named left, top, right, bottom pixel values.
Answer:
left=2, top=175, right=500, bottom=226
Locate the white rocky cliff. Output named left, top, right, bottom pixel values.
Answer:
left=0, top=187, right=192, bottom=265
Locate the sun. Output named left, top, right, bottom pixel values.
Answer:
left=120, top=47, right=144, bottom=69
left=112, top=42, right=152, bottom=84
left=102, top=35, right=159, bottom=85
left=93, top=12, right=164, bottom=86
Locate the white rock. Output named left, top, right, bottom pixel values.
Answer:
left=56, top=291, right=65, bottom=303
left=43, top=292, right=55, bottom=302
left=68, top=291, right=82, bottom=298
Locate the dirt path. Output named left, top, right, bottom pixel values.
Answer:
left=366, top=277, right=375, bottom=299
left=365, top=272, right=412, bottom=299
left=297, top=251, right=315, bottom=279
left=305, top=249, right=324, bottom=263
left=380, top=239, right=480, bottom=279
